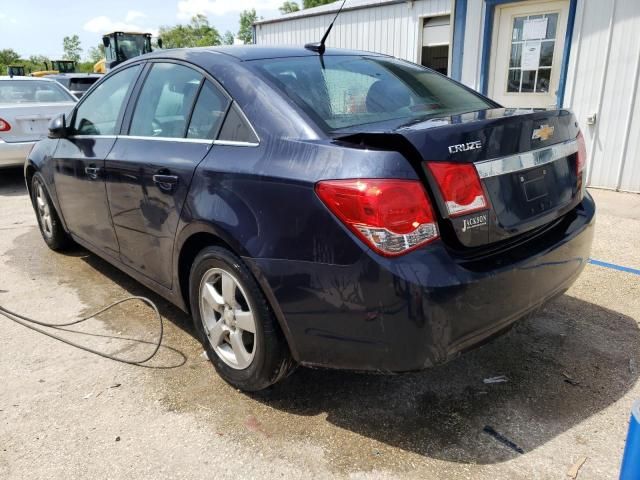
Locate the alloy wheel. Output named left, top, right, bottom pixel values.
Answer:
left=198, top=268, right=257, bottom=370
left=35, top=182, right=53, bottom=239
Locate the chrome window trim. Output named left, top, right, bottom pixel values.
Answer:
left=474, top=139, right=579, bottom=179
left=69, top=135, right=119, bottom=139
left=120, top=135, right=213, bottom=144
left=213, top=139, right=259, bottom=147
left=68, top=134, right=258, bottom=147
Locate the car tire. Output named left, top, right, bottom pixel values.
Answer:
left=189, top=246, right=294, bottom=391
left=31, top=173, right=73, bottom=251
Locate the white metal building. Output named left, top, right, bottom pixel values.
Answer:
left=255, top=0, right=640, bottom=192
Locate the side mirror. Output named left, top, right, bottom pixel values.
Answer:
left=103, top=37, right=110, bottom=48
left=48, top=114, right=68, bottom=139
left=157, top=38, right=163, bottom=49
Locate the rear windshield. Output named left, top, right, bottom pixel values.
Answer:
left=0, top=80, right=75, bottom=104
left=254, top=56, right=493, bottom=131
left=70, top=78, right=99, bottom=92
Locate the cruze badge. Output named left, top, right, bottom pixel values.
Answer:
left=532, top=124, right=554, bottom=141
left=448, top=140, right=482, bottom=154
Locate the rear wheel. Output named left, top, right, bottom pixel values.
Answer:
left=189, top=246, right=293, bottom=391
left=31, top=173, right=73, bottom=251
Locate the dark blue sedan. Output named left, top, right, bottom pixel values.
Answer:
left=25, top=46, right=595, bottom=391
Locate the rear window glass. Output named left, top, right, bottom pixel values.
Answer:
left=254, top=56, right=493, bottom=131
left=69, top=78, right=100, bottom=92
left=0, top=80, right=75, bottom=104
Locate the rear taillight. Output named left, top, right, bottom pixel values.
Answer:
left=0, top=118, right=11, bottom=132
left=576, top=131, right=587, bottom=193
left=315, top=179, right=439, bottom=256
left=576, top=131, right=587, bottom=174
left=426, top=162, right=488, bottom=217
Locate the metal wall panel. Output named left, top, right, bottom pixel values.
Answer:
left=255, top=0, right=452, bottom=64
left=566, top=0, right=640, bottom=191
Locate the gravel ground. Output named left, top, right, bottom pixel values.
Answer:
left=0, top=167, right=638, bottom=479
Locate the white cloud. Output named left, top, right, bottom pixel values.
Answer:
left=177, top=0, right=282, bottom=19
left=125, top=10, right=146, bottom=23
left=83, top=15, right=158, bottom=36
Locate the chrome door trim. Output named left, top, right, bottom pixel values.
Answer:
left=474, top=139, right=578, bottom=179
left=213, top=139, right=259, bottom=147
left=119, top=135, right=213, bottom=144
left=68, top=134, right=260, bottom=147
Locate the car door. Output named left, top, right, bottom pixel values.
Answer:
left=53, top=64, right=142, bottom=257
left=105, top=62, right=231, bottom=288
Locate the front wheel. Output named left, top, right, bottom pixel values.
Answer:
left=31, top=173, right=73, bottom=251
left=189, top=246, right=293, bottom=391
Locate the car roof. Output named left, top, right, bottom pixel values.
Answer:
left=144, top=45, right=387, bottom=62
left=0, top=76, right=59, bottom=82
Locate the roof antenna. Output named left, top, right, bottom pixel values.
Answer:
left=305, top=0, right=347, bottom=55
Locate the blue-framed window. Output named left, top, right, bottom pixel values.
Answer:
left=452, top=0, right=577, bottom=107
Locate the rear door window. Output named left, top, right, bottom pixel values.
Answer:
left=186, top=81, right=230, bottom=140
left=217, top=103, right=259, bottom=144
left=255, top=56, right=494, bottom=131
left=129, top=63, right=202, bottom=138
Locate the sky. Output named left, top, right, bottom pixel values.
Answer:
left=0, top=0, right=284, bottom=59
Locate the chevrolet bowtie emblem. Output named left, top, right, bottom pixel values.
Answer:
left=532, top=124, right=555, bottom=141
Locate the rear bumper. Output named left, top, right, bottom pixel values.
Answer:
left=247, top=193, right=596, bottom=372
left=0, top=140, right=35, bottom=168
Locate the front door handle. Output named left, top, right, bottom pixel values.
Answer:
left=84, top=166, right=101, bottom=180
left=153, top=174, right=179, bottom=192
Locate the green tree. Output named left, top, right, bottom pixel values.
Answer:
left=238, top=9, right=257, bottom=44
left=159, top=14, right=221, bottom=48
left=222, top=31, right=235, bottom=45
left=0, top=49, right=21, bottom=66
left=63, top=35, right=82, bottom=62
left=303, top=0, right=333, bottom=7
left=87, top=44, right=105, bottom=63
left=279, top=1, right=300, bottom=14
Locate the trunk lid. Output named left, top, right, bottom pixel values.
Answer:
left=336, top=108, right=582, bottom=249
left=0, top=102, right=75, bottom=143
left=398, top=108, right=582, bottom=248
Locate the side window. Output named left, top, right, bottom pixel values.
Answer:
left=73, top=65, right=141, bottom=135
left=217, top=103, right=259, bottom=144
left=186, top=81, right=230, bottom=139
left=129, top=63, right=202, bottom=138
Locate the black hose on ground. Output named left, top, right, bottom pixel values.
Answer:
left=0, top=296, right=163, bottom=365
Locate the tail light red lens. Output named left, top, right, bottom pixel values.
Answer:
left=0, top=118, right=11, bottom=132
left=426, top=162, right=488, bottom=217
left=576, top=131, right=587, bottom=174
left=576, top=131, right=587, bottom=194
left=315, top=179, right=439, bottom=256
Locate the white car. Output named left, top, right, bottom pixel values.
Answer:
left=0, top=76, right=77, bottom=168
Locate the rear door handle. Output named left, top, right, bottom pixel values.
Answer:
left=84, top=166, right=101, bottom=180
left=153, top=174, right=179, bottom=191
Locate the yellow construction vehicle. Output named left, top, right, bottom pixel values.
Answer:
left=31, top=60, right=76, bottom=77
left=50, top=60, right=76, bottom=73
left=7, top=65, right=26, bottom=77
left=95, top=32, right=161, bottom=73
left=93, top=59, right=106, bottom=74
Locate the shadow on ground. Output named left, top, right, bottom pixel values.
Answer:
left=248, top=295, right=639, bottom=464
left=0, top=167, right=27, bottom=197
left=71, top=233, right=640, bottom=466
